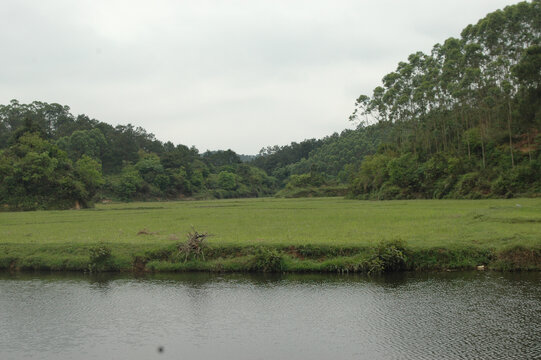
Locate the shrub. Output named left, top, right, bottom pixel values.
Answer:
left=431, top=176, right=457, bottom=199
left=352, top=153, right=392, bottom=194
left=387, top=153, right=421, bottom=190
left=377, top=183, right=401, bottom=200
left=491, top=175, right=513, bottom=197
left=217, top=171, right=238, bottom=191
left=88, top=244, right=112, bottom=272
left=367, top=239, right=408, bottom=273
left=454, top=172, right=490, bottom=198
left=251, top=248, right=285, bottom=272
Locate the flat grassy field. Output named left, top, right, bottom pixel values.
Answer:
left=1, top=197, right=541, bottom=272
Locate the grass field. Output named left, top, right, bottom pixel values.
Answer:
left=1, top=197, right=541, bottom=272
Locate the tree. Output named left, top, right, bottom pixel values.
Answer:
left=0, top=133, right=103, bottom=210
left=58, top=128, right=107, bottom=161
left=217, top=171, right=237, bottom=191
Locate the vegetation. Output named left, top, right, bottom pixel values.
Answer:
left=1, top=198, right=540, bottom=272
left=1, top=2, right=540, bottom=210
left=0, top=132, right=103, bottom=210
left=0, top=101, right=277, bottom=210
left=346, top=1, right=541, bottom=200
left=1, top=3, right=540, bottom=273
left=251, top=1, right=541, bottom=199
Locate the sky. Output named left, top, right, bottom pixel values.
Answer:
left=0, top=0, right=522, bottom=154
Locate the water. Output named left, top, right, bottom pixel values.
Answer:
left=0, top=272, right=540, bottom=360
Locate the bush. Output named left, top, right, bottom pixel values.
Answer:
left=111, top=166, right=143, bottom=200
left=351, top=153, right=392, bottom=195
left=376, top=239, right=408, bottom=271
left=454, top=172, right=490, bottom=198
left=251, top=248, right=285, bottom=272
left=431, top=176, right=457, bottom=199
left=88, top=244, right=112, bottom=272
left=387, top=153, right=421, bottom=190
left=491, top=175, right=513, bottom=197
left=377, top=183, right=401, bottom=200
left=217, top=171, right=238, bottom=191
left=367, top=239, right=408, bottom=273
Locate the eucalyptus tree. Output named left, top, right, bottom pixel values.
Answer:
left=461, top=0, right=541, bottom=167
left=347, top=1, right=541, bottom=199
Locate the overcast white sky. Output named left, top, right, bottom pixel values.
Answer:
left=1, top=0, right=521, bottom=154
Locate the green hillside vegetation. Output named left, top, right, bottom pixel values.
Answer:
left=1, top=1, right=540, bottom=210
left=253, top=1, right=541, bottom=199
left=346, top=1, right=541, bottom=199
left=1, top=2, right=541, bottom=273
left=0, top=102, right=278, bottom=210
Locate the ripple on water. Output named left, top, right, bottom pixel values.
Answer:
left=0, top=272, right=540, bottom=360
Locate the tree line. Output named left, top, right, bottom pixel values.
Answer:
left=254, top=0, right=541, bottom=199
left=0, top=101, right=276, bottom=210
left=1, top=1, right=540, bottom=209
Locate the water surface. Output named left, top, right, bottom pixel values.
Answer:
left=1, top=272, right=540, bottom=359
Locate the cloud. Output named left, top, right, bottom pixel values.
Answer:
left=0, top=0, right=521, bottom=154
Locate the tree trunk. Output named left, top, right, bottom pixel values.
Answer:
left=464, top=109, right=471, bottom=160
left=527, top=130, right=532, bottom=164
left=507, top=99, right=514, bottom=168
left=480, top=114, right=486, bottom=169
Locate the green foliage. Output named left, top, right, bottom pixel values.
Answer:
left=251, top=248, right=285, bottom=272
left=387, top=154, right=421, bottom=190
left=253, top=139, right=324, bottom=181
left=275, top=185, right=348, bottom=198
left=0, top=99, right=279, bottom=203
left=169, top=167, right=192, bottom=195
left=189, top=170, right=204, bottom=190
left=203, top=149, right=241, bottom=168
left=252, top=124, right=390, bottom=186
left=377, top=183, right=402, bottom=200
left=110, top=165, right=143, bottom=201
left=344, top=1, right=541, bottom=200
left=135, top=153, right=165, bottom=185
left=350, top=153, right=392, bottom=194
left=0, top=132, right=104, bottom=210
left=1, top=2, right=540, bottom=205
left=88, top=244, right=113, bottom=272
left=512, top=45, right=541, bottom=86
left=58, top=128, right=106, bottom=161
left=453, top=172, right=491, bottom=199
left=217, top=171, right=238, bottom=191
left=75, top=155, right=104, bottom=205
left=286, top=173, right=325, bottom=188
left=372, top=239, right=408, bottom=272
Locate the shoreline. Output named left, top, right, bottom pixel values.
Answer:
left=2, top=242, right=540, bottom=273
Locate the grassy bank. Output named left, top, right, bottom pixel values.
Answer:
left=1, top=198, right=540, bottom=272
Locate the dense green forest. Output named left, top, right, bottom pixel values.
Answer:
left=255, top=0, right=541, bottom=199
left=0, top=101, right=278, bottom=210
left=1, top=1, right=540, bottom=210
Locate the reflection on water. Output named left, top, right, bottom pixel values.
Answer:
left=0, top=272, right=540, bottom=360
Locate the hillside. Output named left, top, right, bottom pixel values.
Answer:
left=1, top=1, right=540, bottom=209
left=252, top=0, right=541, bottom=199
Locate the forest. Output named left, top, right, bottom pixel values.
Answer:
left=0, top=0, right=540, bottom=210
left=254, top=0, right=541, bottom=200
left=0, top=103, right=278, bottom=210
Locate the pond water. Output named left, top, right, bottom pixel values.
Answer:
left=1, top=271, right=540, bottom=360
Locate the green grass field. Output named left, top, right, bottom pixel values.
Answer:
left=1, top=197, right=541, bottom=272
